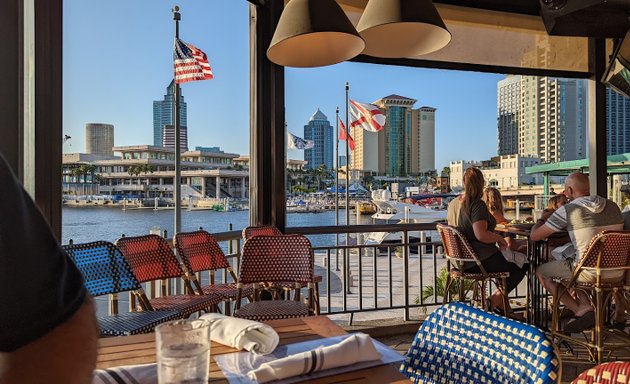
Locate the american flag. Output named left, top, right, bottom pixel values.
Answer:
left=350, top=100, right=386, bottom=132
left=174, top=38, right=213, bottom=84
left=339, top=118, right=355, bottom=151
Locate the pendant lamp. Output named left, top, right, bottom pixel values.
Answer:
left=357, top=0, right=451, bottom=58
left=267, top=0, right=365, bottom=67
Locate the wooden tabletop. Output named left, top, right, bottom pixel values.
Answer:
left=96, top=316, right=409, bottom=383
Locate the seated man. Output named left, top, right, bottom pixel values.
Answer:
left=530, top=173, right=624, bottom=333
left=0, top=154, right=97, bottom=383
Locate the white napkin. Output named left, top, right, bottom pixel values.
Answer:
left=200, top=313, right=279, bottom=355
left=93, top=363, right=156, bottom=384
left=501, top=248, right=528, bottom=268
left=247, top=333, right=381, bottom=383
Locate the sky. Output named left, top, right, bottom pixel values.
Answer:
left=63, top=0, right=504, bottom=171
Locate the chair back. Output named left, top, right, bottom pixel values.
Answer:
left=239, top=234, right=313, bottom=284
left=578, top=230, right=630, bottom=270
left=436, top=223, right=480, bottom=265
left=175, top=230, right=231, bottom=273
left=242, top=225, right=282, bottom=242
left=63, top=240, right=141, bottom=296
left=116, top=234, right=185, bottom=283
left=400, top=302, right=560, bottom=384
left=571, top=361, right=630, bottom=384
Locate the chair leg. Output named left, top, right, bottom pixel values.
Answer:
left=313, top=283, right=320, bottom=315
left=595, top=289, right=604, bottom=363
left=458, top=277, right=465, bottom=303
left=480, top=281, right=488, bottom=310
left=500, top=278, right=509, bottom=316
left=444, top=274, right=453, bottom=304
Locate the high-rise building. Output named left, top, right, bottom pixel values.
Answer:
left=497, top=75, right=587, bottom=163
left=162, top=125, right=188, bottom=152
left=373, top=95, right=416, bottom=177
left=85, top=123, right=114, bottom=156
left=153, top=80, right=187, bottom=147
left=411, top=106, right=436, bottom=174
left=303, top=109, right=333, bottom=170
left=606, top=88, right=630, bottom=155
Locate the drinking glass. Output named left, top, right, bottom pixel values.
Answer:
left=156, top=319, right=210, bottom=384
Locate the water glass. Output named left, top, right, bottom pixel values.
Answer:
left=156, top=319, right=210, bottom=384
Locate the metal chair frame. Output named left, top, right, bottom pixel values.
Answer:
left=175, top=229, right=253, bottom=315
left=550, top=230, right=630, bottom=363
left=242, top=225, right=321, bottom=315
left=62, top=240, right=182, bottom=336
left=116, top=234, right=222, bottom=318
left=436, top=223, right=510, bottom=312
left=234, top=234, right=315, bottom=321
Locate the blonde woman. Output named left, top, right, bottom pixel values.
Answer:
left=482, top=187, right=509, bottom=225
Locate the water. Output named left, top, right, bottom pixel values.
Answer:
left=61, top=207, right=372, bottom=247
left=158, top=342, right=209, bottom=384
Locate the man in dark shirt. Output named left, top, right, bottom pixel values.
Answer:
left=0, top=154, right=97, bottom=383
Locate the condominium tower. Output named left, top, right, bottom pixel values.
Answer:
left=497, top=75, right=586, bottom=163
left=607, top=88, right=630, bottom=155
left=303, top=109, right=333, bottom=170
left=85, top=123, right=114, bottom=156
left=153, top=80, right=187, bottom=147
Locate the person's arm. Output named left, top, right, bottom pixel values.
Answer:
left=530, top=207, right=566, bottom=241
left=531, top=210, right=553, bottom=232
left=472, top=220, right=508, bottom=249
left=0, top=154, right=97, bottom=383
left=0, top=298, right=98, bottom=384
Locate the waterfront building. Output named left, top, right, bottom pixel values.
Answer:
left=162, top=125, right=189, bottom=152
left=153, top=80, right=187, bottom=147
left=497, top=75, right=587, bottom=163
left=62, top=145, right=246, bottom=199
left=449, top=160, right=481, bottom=189
left=411, top=106, right=436, bottom=174
left=373, top=94, right=417, bottom=177
left=232, top=155, right=307, bottom=171
left=303, top=109, right=333, bottom=170
left=449, top=155, right=541, bottom=190
left=85, top=123, right=115, bottom=156
left=607, top=88, right=630, bottom=155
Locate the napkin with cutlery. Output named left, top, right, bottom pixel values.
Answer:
left=247, top=333, right=381, bottom=383
left=200, top=313, right=279, bottom=355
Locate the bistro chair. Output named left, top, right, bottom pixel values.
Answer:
left=550, top=230, right=630, bottom=363
left=174, top=229, right=253, bottom=315
left=436, top=223, right=510, bottom=312
left=400, top=302, right=560, bottom=384
left=234, top=234, right=315, bottom=321
left=116, top=234, right=222, bottom=318
left=242, top=225, right=321, bottom=314
left=572, top=361, right=630, bottom=384
left=62, top=241, right=181, bottom=336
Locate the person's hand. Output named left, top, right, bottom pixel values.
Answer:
left=497, top=236, right=508, bottom=250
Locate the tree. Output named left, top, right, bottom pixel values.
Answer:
left=442, top=166, right=451, bottom=177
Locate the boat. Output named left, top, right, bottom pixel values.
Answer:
left=364, top=189, right=453, bottom=254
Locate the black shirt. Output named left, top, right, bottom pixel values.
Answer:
left=0, top=155, right=86, bottom=352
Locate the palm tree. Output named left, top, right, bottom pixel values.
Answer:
left=420, top=267, right=475, bottom=304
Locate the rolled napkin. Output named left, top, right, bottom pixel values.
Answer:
left=200, top=313, right=279, bottom=355
left=247, top=333, right=381, bottom=383
left=92, top=363, right=156, bottom=384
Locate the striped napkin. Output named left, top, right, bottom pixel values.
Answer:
left=92, top=363, right=156, bottom=384
left=200, top=313, right=279, bottom=355
left=247, top=333, right=381, bottom=383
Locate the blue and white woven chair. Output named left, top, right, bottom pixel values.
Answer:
left=400, top=302, right=561, bottom=384
left=63, top=241, right=181, bottom=336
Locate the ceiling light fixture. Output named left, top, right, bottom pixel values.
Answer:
left=266, top=0, right=365, bottom=68
left=357, top=0, right=451, bottom=58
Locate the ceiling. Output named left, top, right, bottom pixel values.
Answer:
left=433, top=0, right=540, bottom=16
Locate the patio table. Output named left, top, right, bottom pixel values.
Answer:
left=495, top=225, right=568, bottom=329
left=96, top=316, right=409, bottom=383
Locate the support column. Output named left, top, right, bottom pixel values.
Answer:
left=241, top=177, right=246, bottom=198
left=216, top=176, right=221, bottom=199
left=249, top=0, right=286, bottom=231
left=201, top=176, right=206, bottom=197
left=588, top=38, right=608, bottom=197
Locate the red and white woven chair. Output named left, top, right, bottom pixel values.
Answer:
left=550, top=230, right=630, bottom=363
left=234, top=234, right=315, bottom=321
left=242, top=225, right=321, bottom=314
left=116, top=234, right=222, bottom=318
left=572, top=361, right=630, bottom=384
left=175, top=230, right=253, bottom=315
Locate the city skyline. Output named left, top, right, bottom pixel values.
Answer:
left=63, top=0, right=503, bottom=172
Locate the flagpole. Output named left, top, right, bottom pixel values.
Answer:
left=335, top=107, right=340, bottom=271
left=172, top=6, right=182, bottom=238
left=344, top=81, right=351, bottom=294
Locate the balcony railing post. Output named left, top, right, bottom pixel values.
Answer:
left=403, top=229, right=410, bottom=321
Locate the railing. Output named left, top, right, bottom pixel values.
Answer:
left=93, top=223, right=526, bottom=325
